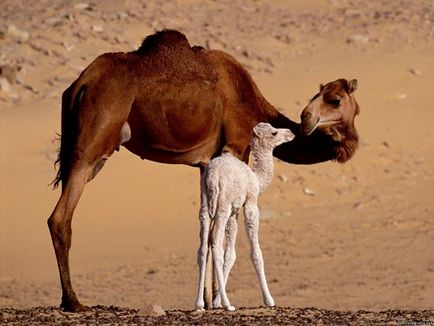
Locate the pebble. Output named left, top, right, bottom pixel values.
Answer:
left=303, top=187, right=315, bottom=196
left=346, top=34, right=370, bottom=44
left=0, top=77, right=11, bottom=92
left=278, top=174, right=288, bottom=183
left=0, top=64, right=17, bottom=84
left=138, top=304, right=166, bottom=317
left=353, top=202, right=363, bottom=209
left=74, top=3, right=90, bottom=10
left=92, top=25, right=104, bottom=33
left=117, top=12, right=128, bottom=20
left=397, top=93, right=407, bottom=99
left=6, top=25, right=29, bottom=42
left=409, top=68, right=422, bottom=76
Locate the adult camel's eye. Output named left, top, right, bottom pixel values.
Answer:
left=271, top=131, right=278, bottom=136
left=329, top=97, right=341, bottom=107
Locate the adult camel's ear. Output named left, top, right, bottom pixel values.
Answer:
left=319, top=83, right=325, bottom=91
left=348, top=79, right=358, bottom=93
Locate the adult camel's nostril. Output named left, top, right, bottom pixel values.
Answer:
left=301, top=111, right=312, bottom=122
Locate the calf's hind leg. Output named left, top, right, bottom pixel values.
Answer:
left=195, top=182, right=212, bottom=310
left=212, top=212, right=238, bottom=308
left=211, top=208, right=235, bottom=311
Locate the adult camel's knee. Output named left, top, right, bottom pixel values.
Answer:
left=47, top=214, right=72, bottom=249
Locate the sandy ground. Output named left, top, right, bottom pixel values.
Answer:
left=1, top=0, right=433, bottom=322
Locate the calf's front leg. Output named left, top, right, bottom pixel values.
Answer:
left=244, top=204, right=275, bottom=307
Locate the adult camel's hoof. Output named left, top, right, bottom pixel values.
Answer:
left=60, top=299, right=90, bottom=312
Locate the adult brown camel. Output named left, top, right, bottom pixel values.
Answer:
left=48, top=29, right=360, bottom=312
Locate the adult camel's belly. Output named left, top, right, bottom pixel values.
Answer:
left=123, top=80, right=224, bottom=166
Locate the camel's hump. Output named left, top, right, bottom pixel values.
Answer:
left=136, top=29, right=191, bottom=55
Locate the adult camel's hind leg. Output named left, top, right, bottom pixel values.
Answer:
left=48, top=164, right=92, bottom=311
left=48, top=85, right=132, bottom=311
left=48, top=135, right=124, bottom=311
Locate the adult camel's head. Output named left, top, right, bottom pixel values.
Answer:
left=300, top=78, right=360, bottom=162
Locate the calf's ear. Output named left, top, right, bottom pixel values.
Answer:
left=348, top=79, right=358, bottom=93
left=253, top=124, right=263, bottom=137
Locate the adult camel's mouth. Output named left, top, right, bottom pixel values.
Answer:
left=301, top=117, right=320, bottom=136
left=301, top=118, right=341, bottom=136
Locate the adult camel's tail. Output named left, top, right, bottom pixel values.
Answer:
left=51, top=83, right=87, bottom=189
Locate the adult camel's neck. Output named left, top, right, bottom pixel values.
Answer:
left=251, top=143, right=275, bottom=193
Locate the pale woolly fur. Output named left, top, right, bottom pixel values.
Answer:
left=195, top=123, right=294, bottom=311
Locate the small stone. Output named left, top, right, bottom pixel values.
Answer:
left=23, top=84, right=39, bottom=94
left=382, top=141, right=390, bottom=148
left=242, top=49, right=250, bottom=58
left=409, top=68, right=422, bottom=76
left=352, top=202, right=363, bottom=209
left=147, top=268, right=157, bottom=275
left=6, top=24, right=29, bottom=42
left=0, top=77, right=11, bottom=92
left=45, top=16, right=64, bottom=26
left=0, top=65, right=17, bottom=84
left=346, top=34, right=369, bottom=44
left=138, top=304, right=165, bottom=317
left=397, top=93, right=407, bottom=99
left=92, top=25, right=103, bottom=33
left=303, top=187, right=315, bottom=196
left=61, top=41, right=74, bottom=51
left=117, top=12, right=128, bottom=20
left=74, top=3, right=90, bottom=10
left=278, top=174, right=288, bottom=183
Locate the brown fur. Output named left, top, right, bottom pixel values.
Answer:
left=48, top=30, right=360, bottom=311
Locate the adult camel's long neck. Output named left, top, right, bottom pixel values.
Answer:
left=251, top=143, right=275, bottom=193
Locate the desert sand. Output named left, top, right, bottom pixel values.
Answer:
left=1, top=0, right=433, bottom=324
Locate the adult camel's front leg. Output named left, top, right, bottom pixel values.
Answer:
left=47, top=164, right=91, bottom=312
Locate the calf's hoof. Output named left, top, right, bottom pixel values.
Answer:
left=212, top=296, right=222, bottom=308
left=224, top=305, right=236, bottom=311
left=264, top=296, right=275, bottom=307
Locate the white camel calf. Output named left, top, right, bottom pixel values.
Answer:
left=195, top=122, right=295, bottom=311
